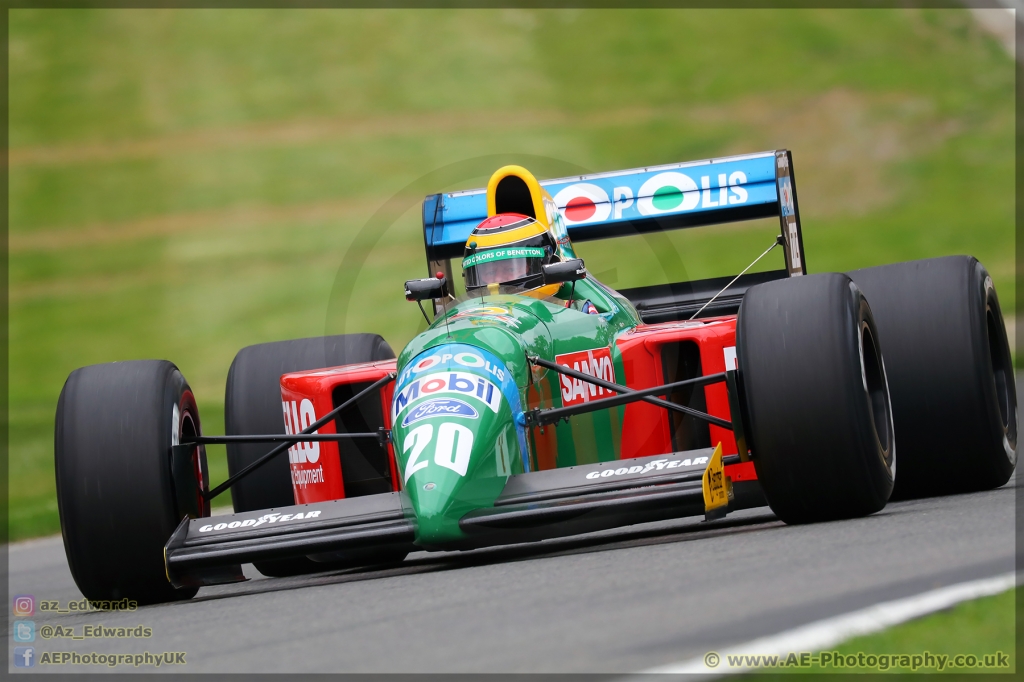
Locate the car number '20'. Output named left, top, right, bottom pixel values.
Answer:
left=402, top=423, right=474, bottom=484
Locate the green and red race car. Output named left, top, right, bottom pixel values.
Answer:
left=54, top=150, right=1016, bottom=604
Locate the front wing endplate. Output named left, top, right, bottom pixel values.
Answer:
left=702, top=442, right=731, bottom=521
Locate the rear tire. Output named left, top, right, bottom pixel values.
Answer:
left=224, top=334, right=395, bottom=577
left=848, top=256, right=1016, bottom=497
left=738, top=273, right=895, bottom=523
left=55, top=360, right=207, bottom=604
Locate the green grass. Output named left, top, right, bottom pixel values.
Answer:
left=8, top=8, right=1015, bottom=540
left=752, top=588, right=1015, bottom=675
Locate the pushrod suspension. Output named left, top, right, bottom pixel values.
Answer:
left=200, top=372, right=396, bottom=501
left=184, top=433, right=380, bottom=445
left=526, top=356, right=731, bottom=430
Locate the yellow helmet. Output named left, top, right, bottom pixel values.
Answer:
left=464, top=165, right=576, bottom=298
left=462, top=214, right=560, bottom=297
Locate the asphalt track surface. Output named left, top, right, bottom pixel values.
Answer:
left=7, top=380, right=1021, bottom=673
left=6, top=478, right=1016, bottom=674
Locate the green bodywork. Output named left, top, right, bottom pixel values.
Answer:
left=391, top=278, right=643, bottom=547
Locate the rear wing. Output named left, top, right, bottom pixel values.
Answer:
left=421, top=150, right=806, bottom=321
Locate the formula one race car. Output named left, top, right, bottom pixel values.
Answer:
left=54, top=150, right=1017, bottom=604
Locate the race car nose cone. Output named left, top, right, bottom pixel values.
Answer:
left=393, top=343, right=526, bottom=548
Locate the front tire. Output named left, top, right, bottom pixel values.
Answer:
left=55, top=360, right=207, bottom=604
left=738, top=273, right=895, bottom=524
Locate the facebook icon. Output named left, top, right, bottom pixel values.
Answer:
left=14, top=646, right=35, bottom=668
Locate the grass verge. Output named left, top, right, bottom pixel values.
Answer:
left=750, top=588, right=1015, bottom=676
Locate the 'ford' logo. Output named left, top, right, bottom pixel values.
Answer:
left=401, top=398, right=479, bottom=427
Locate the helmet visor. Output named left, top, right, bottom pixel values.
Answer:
left=463, top=246, right=546, bottom=291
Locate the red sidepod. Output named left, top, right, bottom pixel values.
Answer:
left=616, top=315, right=756, bottom=482
left=278, top=320, right=758, bottom=506
left=279, top=360, right=398, bottom=504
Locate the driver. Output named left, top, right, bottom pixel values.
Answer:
left=462, top=213, right=561, bottom=298
left=462, top=212, right=601, bottom=313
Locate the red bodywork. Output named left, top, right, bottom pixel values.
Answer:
left=279, top=316, right=756, bottom=504
left=616, top=316, right=757, bottom=484
left=280, top=361, right=398, bottom=504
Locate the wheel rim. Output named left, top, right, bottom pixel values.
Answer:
left=180, top=411, right=208, bottom=517
left=985, top=299, right=1017, bottom=463
left=860, top=321, right=894, bottom=473
left=172, top=392, right=208, bottom=519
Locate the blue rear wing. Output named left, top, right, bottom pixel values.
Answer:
left=422, top=149, right=806, bottom=321
left=422, top=149, right=805, bottom=279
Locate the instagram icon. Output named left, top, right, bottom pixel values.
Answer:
left=12, top=595, right=34, bottom=617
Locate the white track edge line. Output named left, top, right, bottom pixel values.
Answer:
left=631, top=571, right=1018, bottom=679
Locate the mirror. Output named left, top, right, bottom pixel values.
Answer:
left=543, top=259, right=586, bottom=285
left=405, top=276, right=448, bottom=302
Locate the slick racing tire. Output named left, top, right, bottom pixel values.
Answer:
left=225, top=333, right=396, bottom=577
left=737, top=273, right=895, bottom=524
left=55, top=360, right=208, bottom=604
left=848, top=256, right=1016, bottom=498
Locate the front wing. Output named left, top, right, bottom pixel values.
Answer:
left=164, top=447, right=764, bottom=588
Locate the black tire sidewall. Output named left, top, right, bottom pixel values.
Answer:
left=854, top=293, right=897, bottom=499
left=55, top=360, right=203, bottom=603
left=976, top=265, right=1017, bottom=482
left=738, top=274, right=894, bottom=523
